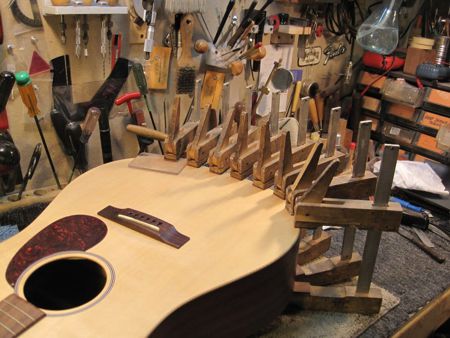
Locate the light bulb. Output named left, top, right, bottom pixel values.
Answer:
left=356, top=0, right=403, bottom=55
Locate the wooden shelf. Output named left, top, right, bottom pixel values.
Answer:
left=43, top=0, right=128, bottom=15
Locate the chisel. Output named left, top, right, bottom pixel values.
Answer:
left=15, top=71, right=62, bottom=189
left=132, top=62, right=164, bottom=154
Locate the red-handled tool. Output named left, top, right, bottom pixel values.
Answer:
left=115, top=92, right=151, bottom=153
left=115, top=91, right=141, bottom=114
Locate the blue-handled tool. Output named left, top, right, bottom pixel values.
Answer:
left=391, top=197, right=424, bottom=213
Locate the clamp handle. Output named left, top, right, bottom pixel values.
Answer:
left=115, top=91, right=141, bottom=114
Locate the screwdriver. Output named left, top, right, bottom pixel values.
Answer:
left=132, top=62, right=164, bottom=154
left=15, top=71, right=62, bottom=189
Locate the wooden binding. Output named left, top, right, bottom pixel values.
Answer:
left=186, top=106, right=221, bottom=167
left=208, top=108, right=257, bottom=174
left=0, top=294, right=45, bottom=338
left=98, top=206, right=190, bottom=249
left=164, top=96, right=198, bottom=161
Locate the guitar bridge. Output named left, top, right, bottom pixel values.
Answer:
left=98, top=206, right=190, bottom=249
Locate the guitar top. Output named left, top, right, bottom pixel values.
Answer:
left=0, top=159, right=299, bottom=337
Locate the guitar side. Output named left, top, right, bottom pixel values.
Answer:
left=0, top=159, right=299, bottom=337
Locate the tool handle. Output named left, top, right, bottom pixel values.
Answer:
left=213, top=0, right=235, bottom=44
left=115, top=92, right=141, bottom=114
left=179, top=14, right=194, bottom=65
left=126, top=124, right=167, bottom=141
left=291, top=81, right=302, bottom=113
left=401, top=209, right=429, bottom=230
left=227, top=18, right=252, bottom=48
left=399, top=228, right=445, bottom=263
left=132, top=62, right=148, bottom=96
left=391, top=197, right=424, bottom=213
left=15, top=71, right=40, bottom=117
left=308, top=99, right=320, bottom=131
left=240, top=0, right=258, bottom=26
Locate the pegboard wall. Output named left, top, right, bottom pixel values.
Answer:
left=0, top=0, right=352, bottom=191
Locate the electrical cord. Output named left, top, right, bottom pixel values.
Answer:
left=360, top=56, right=396, bottom=97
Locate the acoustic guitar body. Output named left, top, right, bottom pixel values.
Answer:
left=0, top=159, right=299, bottom=337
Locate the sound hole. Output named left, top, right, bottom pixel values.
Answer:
left=23, top=258, right=107, bottom=311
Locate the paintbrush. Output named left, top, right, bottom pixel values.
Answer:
left=165, top=0, right=204, bottom=95
left=164, top=0, right=206, bottom=14
left=176, top=14, right=196, bottom=95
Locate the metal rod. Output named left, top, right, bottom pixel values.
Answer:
left=352, top=120, right=372, bottom=178
left=34, top=116, right=62, bottom=189
left=341, top=225, right=356, bottom=260
left=341, top=120, right=372, bottom=261
left=142, top=95, right=164, bottom=154
left=296, top=96, right=309, bottom=146
left=325, top=106, right=341, bottom=158
left=222, top=82, right=230, bottom=123
left=356, top=144, right=399, bottom=293
left=270, top=91, right=280, bottom=136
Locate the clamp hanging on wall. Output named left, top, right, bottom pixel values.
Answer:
left=10, top=0, right=42, bottom=27
left=132, top=0, right=157, bottom=60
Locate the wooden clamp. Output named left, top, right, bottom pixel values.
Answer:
left=296, top=120, right=378, bottom=286
left=186, top=106, right=222, bottom=167
left=252, top=120, right=284, bottom=189
left=208, top=107, right=257, bottom=174
left=292, top=145, right=403, bottom=314
left=164, top=96, right=198, bottom=161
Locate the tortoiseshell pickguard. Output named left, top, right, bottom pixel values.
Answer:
left=6, top=215, right=107, bottom=286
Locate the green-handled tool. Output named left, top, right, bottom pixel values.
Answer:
left=15, top=71, right=62, bottom=189
left=132, top=62, right=164, bottom=154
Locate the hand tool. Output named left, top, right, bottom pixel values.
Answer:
left=12, top=143, right=41, bottom=201
left=253, top=58, right=282, bottom=113
left=227, top=17, right=254, bottom=48
left=356, top=144, right=399, bottom=293
left=82, top=15, right=89, bottom=57
left=9, top=0, right=42, bottom=27
left=164, top=97, right=198, bottom=161
left=60, top=16, right=67, bottom=44
left=15, top=71, right=62, bottom=189
left=75, top=16, right=81, bottom=59
left=68, top=107, right=100, bottom=182
left=293, top=145, right=402, bottom=314
left=412, top=227, right=435, bottom=248
left=398, top=227, right=445, bottom=263
left=177, top=14, right=196, bottom=95
left=115, top=92, right=151, bottom=154
left=100, top=15, right=108, bottom=76
left=132, top=62, right=164, bottom=153
left=213, top=0, right=235, bottom=44
left=217, top=15, right=238, bottom=47
left=186, top=106, right=222, bottom=167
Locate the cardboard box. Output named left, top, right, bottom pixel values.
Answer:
left=404, top=47, right=436, bottom=75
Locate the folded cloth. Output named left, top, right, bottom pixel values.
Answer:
left=373, top=160, right=449, bottom=197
